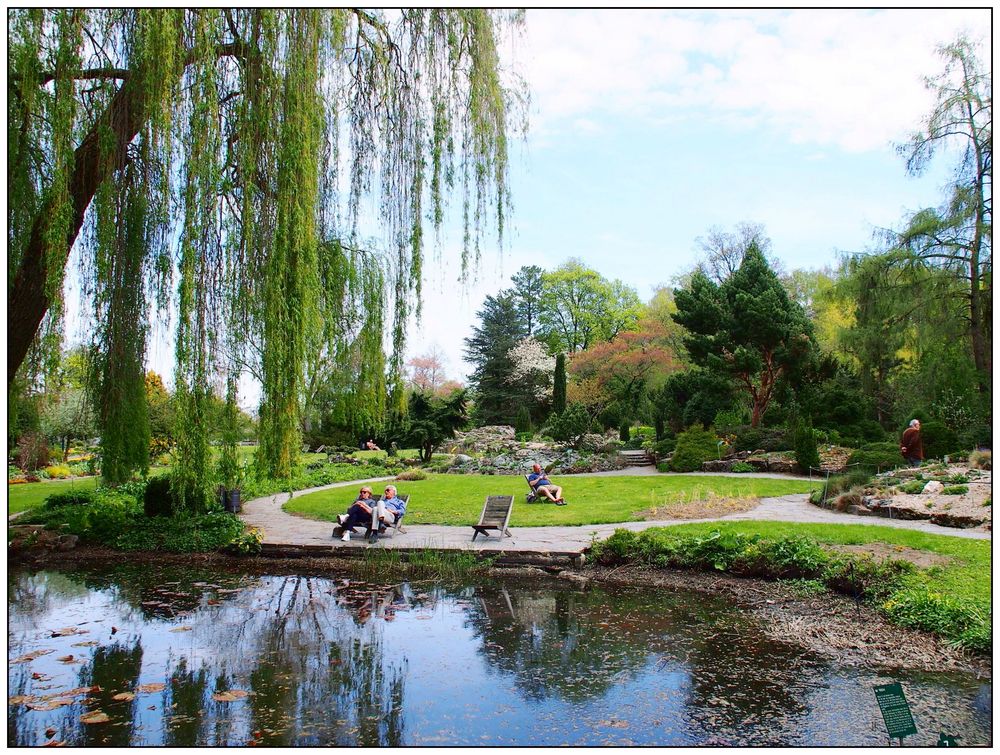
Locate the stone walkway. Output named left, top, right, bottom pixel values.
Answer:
left=240, top=474, right=990, bottom=562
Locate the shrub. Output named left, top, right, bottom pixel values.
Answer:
left=514, top=431, right=533, bottom=442
left=898, top=481, right=925, bottom=494
left=8, top=464, right=24, bottom=480
left=793, top=418, right=821, bottom=474
left=514, top=406, right=533, bottom=435
left=44, top=490, right=97, bottom=508
left=846, top=442, right=903, bottom=473
left=42, top=464, right=73, bottom=479
left=15, top=431, right=49, bottom=471
left=941, top=485, right=968, bottom=496
left=669, top=426, right=725, bottom=472
left=143, top=475, right=175, bottom=517
left=395, top=468, right=427, bottom=481
left=652, top=437, right=676, bottom=457
left=730, top=426, right=790, bottom=453
left=920, top=420, right=961, bottom=460
left=822, top=468, right=873, bottom=500
left=730, top=461, right=755, bottom=473
left=968, top=449, right=991, bottom=470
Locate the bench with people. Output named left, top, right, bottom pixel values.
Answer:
left=333, top=484, right=408, bottom=544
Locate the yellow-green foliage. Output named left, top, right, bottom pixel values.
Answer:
left=43, top=464, right=73, bottom=479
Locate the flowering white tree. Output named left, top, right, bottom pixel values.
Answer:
left=506, top=337, right=555, bottom=401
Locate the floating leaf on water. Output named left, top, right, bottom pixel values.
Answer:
left=169, top=626, right=193, bottom=633
left=41, top=687, right=99, bottom=700
left=112, top=693, right=135, bottom=702
left=56, top=656, right=76, bottom=664
left=72, top=641, right=100, bottom=647
left=136, top=683, right=166, bottom=694
left=32, top=673, right=52, bottom=681
left=42, top=740, right=66, bottom=747
left=27, top=700, right=75, bottom=711
left=45, top=727, right=56, bottom=738
left=206, top=599, right=221, bottom=606
left=9, top=695, right=36, bottom=705
left=49, top=628, right=87, bottom=638
left=80, top=711, right=110, bottom=724
left=11, top=649, right=55, bottom=664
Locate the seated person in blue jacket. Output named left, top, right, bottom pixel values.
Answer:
left=376, top=485, right=407, bottom=530
left=527, top=463, right=565, bottom=504
left=336, top=485, right=377, bottom=541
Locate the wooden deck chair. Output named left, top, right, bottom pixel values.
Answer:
left=524, top=474, right=539, bottom=503
left=372, top=494, right=409, bottom=539
left=471, top=495, right=514, bottom=541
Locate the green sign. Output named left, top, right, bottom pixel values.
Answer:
left=873, top=682, right=917, bottom=740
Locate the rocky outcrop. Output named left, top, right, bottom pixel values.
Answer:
left=8, top=525, right=79, bottom=555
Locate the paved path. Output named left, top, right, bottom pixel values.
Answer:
left=239, top=475, right=990, bottom=560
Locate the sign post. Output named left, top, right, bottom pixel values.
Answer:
left=873, top=682, right=917, bottom=745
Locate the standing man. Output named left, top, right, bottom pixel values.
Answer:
left=900, top=419, right=923, bottom=467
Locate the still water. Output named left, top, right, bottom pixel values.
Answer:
left=8, top=564, right=991, bottom=747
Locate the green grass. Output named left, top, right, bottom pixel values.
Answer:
left=8, top=477, right=100, bottom=515
left=596, top=520, right=991, bottom=651
left=653, top=520, right=989, bottom=608
left=286, top=473, right=817, bottom=526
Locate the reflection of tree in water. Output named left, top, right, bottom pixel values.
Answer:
left=8, top=566, right=409, bottom=746
left=77, top=641, right=145, bottom=747
left=465, top=584, right=675, bottom=703
left=154, top=574, right=407, bottom=746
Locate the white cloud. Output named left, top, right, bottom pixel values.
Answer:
left=523, top=8, right=989, bottom=153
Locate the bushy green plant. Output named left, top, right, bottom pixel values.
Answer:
left=793, top=418, right=821, bottom=473
left=395, top=468, right=427, bottom=481
left=941, top=485, right=968, bottom=495
left=898, top=481, right=926, bottom=494
left=730, top=461, right=755, bottom=473
left=920, top=419, right=961, bottom=460
left=44, top=490, right=96, bottom=508
left=729, top=426, right=790, bottom=453
left=544, top=402, right=591, bottom=446
left=846, top=442, right=903, bottom=472
left=143, top=475, right=176, bottom=517
left=514, top=431, right=533, bottom=442
left=669, top=426, right=725, bottom=472
left=652, top=437, right=676, bottom=457
left=514, top=405, right=533, bottom=435
left=883, top=587, right=989, bottom=653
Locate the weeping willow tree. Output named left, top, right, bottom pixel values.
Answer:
left=8, top=9, right=525, bottom=499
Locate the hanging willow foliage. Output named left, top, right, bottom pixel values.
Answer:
left=8, top=9, right=525, bottom=502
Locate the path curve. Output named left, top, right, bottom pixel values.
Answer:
left=239, top=474, right=990, bottom=556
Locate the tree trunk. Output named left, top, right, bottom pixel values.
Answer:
left=8, top=77, right=146, bottom=386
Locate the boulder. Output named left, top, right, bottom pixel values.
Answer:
left=922, top=480, right=945, bottom=494
left=452, top=454, right=473, bottom=465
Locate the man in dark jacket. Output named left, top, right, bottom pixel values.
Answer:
left=900, top=419, right=923, bottom=467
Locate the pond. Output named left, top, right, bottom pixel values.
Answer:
left=8, top=564, right=991, bottom=747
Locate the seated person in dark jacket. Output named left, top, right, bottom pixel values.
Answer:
left=527, top=463, right=565, bottom=504
left=335, top=486, right=377, bottom=541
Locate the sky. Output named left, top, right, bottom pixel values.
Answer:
left=123, top=7, right=989, bottom=408
left=400, top=7, right=990, bottom=384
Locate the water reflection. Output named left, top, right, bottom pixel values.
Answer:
left=7, top=565, right=990, bottom=746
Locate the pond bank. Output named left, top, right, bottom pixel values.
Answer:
left=20, top=546, right=990, bottom=680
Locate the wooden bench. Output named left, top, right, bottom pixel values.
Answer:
left=471, top=495, right=514, bottom=541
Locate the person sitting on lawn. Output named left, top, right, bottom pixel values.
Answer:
left=527, top=463, right=566, bottom=505
left=365, top=438, right=381, bottom=451
left=335, top=486, right=377, bottom=541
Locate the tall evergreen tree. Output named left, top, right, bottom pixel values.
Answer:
left=463, top=294, right=527, bottom=425
left=509, top=265, right=544, bottom=335
left=552, top=353, right=567, bottom=414
left=672, top=243, right=815, bottom=427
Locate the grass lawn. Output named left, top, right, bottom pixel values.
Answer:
left=8, top=477, right=100, bottom=515
left=653, top=520, right=991, bottom=610
left=286, top=473, right=818, bottom=526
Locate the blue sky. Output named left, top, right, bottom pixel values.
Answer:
left=403, top=7, right=990, bottom=385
